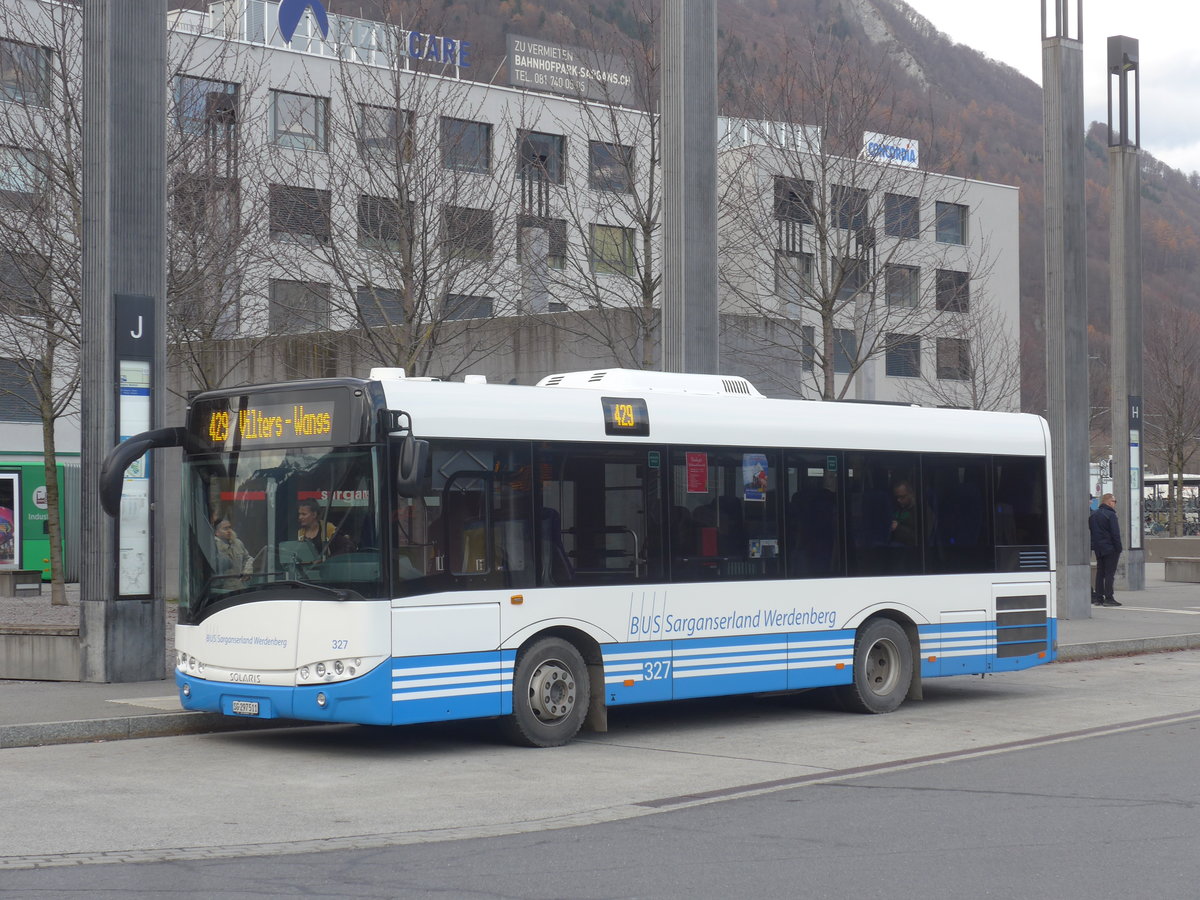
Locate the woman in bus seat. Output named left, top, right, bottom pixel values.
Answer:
left=214, top=516, right=254, bottom=584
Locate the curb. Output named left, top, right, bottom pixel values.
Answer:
left=0, top=712, right=291, bottom=750
left=1055, top=634, right=1200, bottom=662
left=8, top=639, right=1200, bottom=749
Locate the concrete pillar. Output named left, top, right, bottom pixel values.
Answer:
left=661, top=0, right=719, bottom=374
left=80, top=3, right=167, bottom=681
left=1042, top=2, right=1091, bottom=619
left=1107, top=35, right=1144, bottom=590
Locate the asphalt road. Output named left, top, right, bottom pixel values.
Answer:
left=7, top=652, right=1200, bottom=897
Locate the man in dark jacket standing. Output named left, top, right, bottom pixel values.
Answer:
left=1090, top=493, right=1123, bottom=607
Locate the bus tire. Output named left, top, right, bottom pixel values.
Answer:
left=503, top=637, right=590, bottom=748
left=836, top=618, right=912, bottom=714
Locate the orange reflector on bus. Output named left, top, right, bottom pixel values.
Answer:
left=623, top=679, right=635, bottom=687
left=1038, top=651, right=1046, bottom=658
left=510, top=595, right=524, bottom=605
left=928, top=656, right=937, bottom=662
left=835, top=663, right=845, bottom=670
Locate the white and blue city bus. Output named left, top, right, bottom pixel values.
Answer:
left=102, top=368, right=1055, bottom=747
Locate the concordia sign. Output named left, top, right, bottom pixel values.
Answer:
left=508, top=34, right=634, bottom=106
left=861, top=131, right=920, bottom=168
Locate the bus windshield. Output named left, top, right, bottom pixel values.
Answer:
left=180, top=445, right=384, bottom=623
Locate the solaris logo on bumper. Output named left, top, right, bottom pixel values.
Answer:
left=278, top=0, right=330, bottom=44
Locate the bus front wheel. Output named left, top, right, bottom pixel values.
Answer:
left=504, top=637, right=590, bottom=747
left=836, top=618, right=913, bottom=714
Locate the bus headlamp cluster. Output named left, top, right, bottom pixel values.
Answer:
left=178, top=651, right=206, bottom=675
left=298, top=657, right=361, bottom=684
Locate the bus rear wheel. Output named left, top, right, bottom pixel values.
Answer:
left=836, top=618, right=912, bottom=714
left=504, top=637, right=589, bottom=747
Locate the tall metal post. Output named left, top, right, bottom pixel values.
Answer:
left=80, top=2, right=167, bottom=681
left=661, top=0, right=719, bottom=374
left=1042, top=0, right=1091, bottom=619
left=1107, top=36, right=1144, bottom=590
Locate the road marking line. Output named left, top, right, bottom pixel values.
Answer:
left=6, top=707, right=1200, bottom=871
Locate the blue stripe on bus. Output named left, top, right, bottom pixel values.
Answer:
left=602, top=631, right=855, bottom=705
left=390, top=650, right=516, bottom=724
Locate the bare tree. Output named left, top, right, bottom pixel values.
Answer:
left=717, top=28, right=1004, bottom=401
left=1143, top=304, right=1200, bottom=535
left=516, top=0, right=663, bottom=370
left=897, top=300, right=1020, bottom=410
left=165, top=19, right=279, bottom=394
left=0, top=0, right=86, bottom=604
left=258, top=9, right=532, bottom=380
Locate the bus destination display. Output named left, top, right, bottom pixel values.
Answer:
left=194, top=398, right=342, bottom=448
left=601, top=396, right=649, bottom=436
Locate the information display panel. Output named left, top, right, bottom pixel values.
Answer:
left=189, top=388, right=367, bottom=451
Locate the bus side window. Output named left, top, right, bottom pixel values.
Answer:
left=784, top=451, right=842, bottom=579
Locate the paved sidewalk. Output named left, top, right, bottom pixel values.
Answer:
left=2, top=565, right=1198, bottom=750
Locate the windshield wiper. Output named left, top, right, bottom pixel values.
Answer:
left=267, top=579, right=351, bottom=601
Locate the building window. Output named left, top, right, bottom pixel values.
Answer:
left=269, top=279, right=330, bottom=334
left=886, top=333, right=921, bottom=377
left=271, top=91, right=327, bottom=151
left=832, top=185, right=868, bottom=231
left=174, top=76, right=237, bottom=136
left=517, top=130, right=564, bottom=183
left=355, top=285, right=403, bottom=327
left=0, top=357, right=42, bottom=422
left=518, top=216, right=567, bottom=270
left=774, top=250, right=811, bottom=316
left=885, top=264, right=919, bottom=308
left=441, top=117, right=491, bottom=173
left=0, top=39, right=52, bottom=107
left=357, top=104, right=412, bottom=160
left=800, top=324, right=815, bottom=372
left=935, top=269, right=970, bottom=312
left=589, top=141, right=633, bottom=192
left=444, top=206, right=494, bottom=261
left=834, top=328, right=856, bottom=374
left=836, top=257, right=868, bottom=301
left=937, top=337, right=971, bottom=380
left=269, top=185, right=331, bottom=244
left=773, top=176, right=813, bottom=224
left=445, top=293, right=493, bottom=320
left=0, top=146, right=45, bottom=207
left=0, top=250, right=47, bottom=317
left=935, top=201, right=968, bottom=244
left=884, top=193, right=919, bottom=238
left=590, top=224, right=635, bottom=276
left=357, top=194, right=405, bottom=251
left=172, top=173, right=239, bottom=233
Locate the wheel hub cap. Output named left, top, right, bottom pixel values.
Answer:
left=529, top=660, right=576, bottom=722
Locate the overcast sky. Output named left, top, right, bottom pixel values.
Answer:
left=900, top=0, right=1200, bottom=175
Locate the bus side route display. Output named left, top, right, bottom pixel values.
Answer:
left=601, top=396, right=649, bottom=437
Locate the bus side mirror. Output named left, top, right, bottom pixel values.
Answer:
left=396, top=434, right=429, bottom=498
left=99, top=426, right=187, bottom=517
